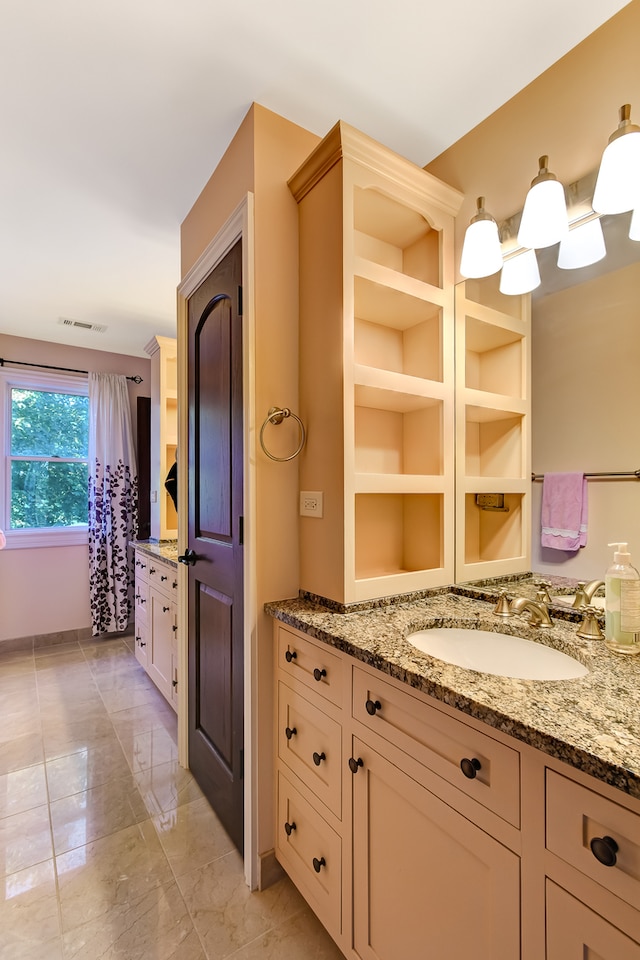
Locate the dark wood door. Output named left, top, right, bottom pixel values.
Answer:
left=185, top=240, right=244, bottom=852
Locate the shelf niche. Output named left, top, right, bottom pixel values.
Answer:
left=355, top=397, right=443, bottom=476
left=465, top=316, right=524, bottom=398
left=465, top=407, right=523, bottom=479
left=464, top=493, right=524, bottom=565
left=355, top=493, right=443, bottom=581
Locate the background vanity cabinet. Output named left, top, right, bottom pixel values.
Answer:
left=134, top=547, right=178, bottom=710
left=455, top=276, right=531, bottom=582
left=288, top=122, right=463, bottom=606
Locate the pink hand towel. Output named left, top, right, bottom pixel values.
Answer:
left=541, top=472, right=588, bottom=551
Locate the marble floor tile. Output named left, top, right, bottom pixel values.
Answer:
left=61, top=880, right=206, bottom=960
left=119, top=723, right=179, bottom=775
left=152, top=796, right=235, bottom=877
left=34, top=642, right=85, bottom=662
left=0, top=732, right=44, bottom=775
left=42, top=714, right=120, bottom=761
left=177, top=850, right=307, bottom=959
left=227, top=907, right=346, bottom=960
left=0, top=762, right=48, bottom=818
left=110, top=699, right=177, bottom=740
left=50, top=773, right=149, bottom=854
left=0, top=859, right=61, bottom=958
left=0, top=804, right=53, bottom=877
left=135, top=759, right=204, bottom=817
left=56, top=820, right=174, bottom=931
left=99, top=679, right=168, bottom=715
left=46, top=737, right=132, bottom=801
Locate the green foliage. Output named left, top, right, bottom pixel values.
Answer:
left=10, top=389, right=89, bottom=528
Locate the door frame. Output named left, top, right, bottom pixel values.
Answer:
left=176, top=193, right=257, bottom=886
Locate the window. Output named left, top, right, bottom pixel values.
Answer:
left=1, top=369, right=89, bottom=548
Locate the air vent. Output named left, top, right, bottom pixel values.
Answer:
left=57, top=317, right=107, bottom=333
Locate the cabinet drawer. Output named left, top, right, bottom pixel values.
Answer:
left=546, top=770, right=640, bottom=910
left=134, top=552, right=149, bottom=580
left=277, top=626, right=343, bottom=708
left=277, top=681, right=342, bottom=818
left=546, top=879, right=640, bottom=959
left=353, top=667, right=520, bottom=827
left=276, top=770, right=342, bottom=936
left=134, top=623, right=148, bottom=669
left=134, top=578, right=149, bottom=623
left=148, top=561, right=178, bottom=595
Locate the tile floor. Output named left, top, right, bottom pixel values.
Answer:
left=0, top=631, right=345, bottom=959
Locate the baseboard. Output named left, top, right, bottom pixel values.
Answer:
left=0, top=622, right=135, bottom=655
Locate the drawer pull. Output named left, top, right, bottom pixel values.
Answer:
left=460, top=757, right=482, bottom=779
left=312, top=751, right=326, bottom=766
left=313, top=667, right=327, bottom=682
left=285, top=650, right=297, bottom=663
left=172, top=581, right=178, bottom=589
left=590, top=835, right=619, bottom=867
left=365, top=698, right=382, bottom=716
left=312, top=856, right=326, bottom=873
left=284, top=820, right=296, bottom=836
left=285, top=726, right=297, bottom=740
left=162, top=605, right=170, bottom=613
left=161, top=575, right=168, bottom=582
left=349, top=757, right=363, bottom=774
left=139, top=641, right=146, bottom=648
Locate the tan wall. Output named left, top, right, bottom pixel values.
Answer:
left=425, top=1, right=640, bottom=578
left=0, top=333, right=150, bottom=642
left=180, top=103, right=320, bottom=868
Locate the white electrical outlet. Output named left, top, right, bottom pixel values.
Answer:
left=300, top=491, right=323, bottom=518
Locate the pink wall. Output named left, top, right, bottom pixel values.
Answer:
left=0, top=333, right=151, bottom=643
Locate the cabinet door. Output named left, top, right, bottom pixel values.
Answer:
left=147, top=589, right=175, bottom=703
left=546, top=880, right=640, bottom=959
left=352, top=737, right=520, bottom=960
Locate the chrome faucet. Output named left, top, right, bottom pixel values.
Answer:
left=510, top=596, right=554, bottom=627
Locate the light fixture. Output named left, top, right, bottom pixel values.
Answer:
left=459, top=197, right=503, bottom=278
left=592, top=105, right=640, bottom=215
left=557, top=217, right=606, bottom=269
left=630, top=208, right=640, bottom=242
left=517, top=156, right=569, bottom=249
left=499, top=249, right=541, bottom=295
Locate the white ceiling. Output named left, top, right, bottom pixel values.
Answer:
left=0, top=0, right=629, bottom=358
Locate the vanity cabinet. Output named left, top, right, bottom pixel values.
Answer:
left=288, top=122, right=463, bottom=606
left=134, top=547, right=178, bottom=710
left=272, top=620, right=640, bottom=960
left=454, top=277, right=531, bottom=582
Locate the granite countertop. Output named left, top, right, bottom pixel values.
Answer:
left=265, top=587, right=640, bottom=800
left=131, top=539, right=178, bottom=565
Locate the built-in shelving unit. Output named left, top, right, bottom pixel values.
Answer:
left=289, top=122, right=463, bottom=604
left=144, top=335, right=178, bottom=541
left=455, top=277, right=531, bottom=582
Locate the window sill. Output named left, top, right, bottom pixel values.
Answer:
left=2, top=527, right=89, bottom=549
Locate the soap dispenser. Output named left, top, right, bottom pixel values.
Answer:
left=604, top=542, right=640, bottom=655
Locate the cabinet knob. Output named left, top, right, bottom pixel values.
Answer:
left=365, top=698, right=382, bottom=716
left=312, top=751, right=326, bottom=766
left=590, top=835, right=619, bottom=867
left=285, top=726, right=297, bottom=740
left=460, top=757, right=482, bottom=779
left=149, top=567, right=156, bottom=575
left=139, top=641, right=146, bottom=648
left=162, top=605, right=170, bottom=613
left=285, top=650, right=297, bottom=663
left=312, top=856, right=326, bottom=873
left=313, top=667, right=327, bottom=682
left=284, top=821, right=296, bottom=836
left=172, top=581, right=178, bottom=589
left=161, top=575, right=168, bottom=582
left=349, top=757, right=363, bottom=774
left=172, top=679, right=178, bottom=688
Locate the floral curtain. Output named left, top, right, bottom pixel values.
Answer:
left=88, top=373, right=138, bottom=636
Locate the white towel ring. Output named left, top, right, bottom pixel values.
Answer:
left=259, top=407, right=306, bottom=462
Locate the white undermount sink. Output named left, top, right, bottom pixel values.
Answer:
left=406, top=628, right=589, bottom=681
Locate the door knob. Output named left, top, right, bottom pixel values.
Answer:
left=177, top=549, right=198, bottom=566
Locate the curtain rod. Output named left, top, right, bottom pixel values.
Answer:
left=532, top=470, right=640, bottom=481
left=0, top=357, right=143, bottom=384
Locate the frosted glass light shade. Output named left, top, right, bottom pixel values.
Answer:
left=593, top=105, right=640, bottom=215
left=557, top=218, right=606, bottom=269
left=629, top=208, right=640, bottom=242
left=460, top=219, right=503, bottom=278
left=499, top=249, right=540, bottom=295
left=460, top=197, right=503, bottom=278
left=517, top=178, right=568, bottom=249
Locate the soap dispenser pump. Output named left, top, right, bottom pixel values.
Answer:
left=604, top=542, right=640, bottom=655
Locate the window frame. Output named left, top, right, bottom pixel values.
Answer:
left=0, top=368, right=89, bottom=549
